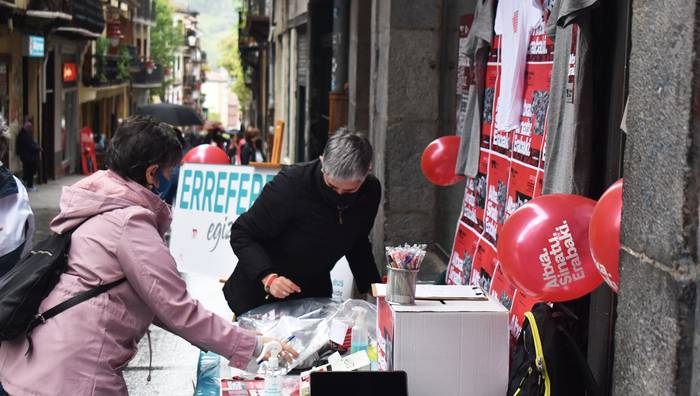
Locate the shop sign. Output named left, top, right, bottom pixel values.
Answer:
left=62, top=63, right=77, bottom=83
left=27, top=36, right=44, bottom=58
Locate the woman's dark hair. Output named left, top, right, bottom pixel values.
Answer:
left=107, top=116, right=183, bottom=186
left=244, top=127, right=260, bottom=143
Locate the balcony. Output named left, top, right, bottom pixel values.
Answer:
left=83, top=54, right=130, bottom=87
left=241, top=0, right=270, bottom=43
left=132, top=62, right=163, bottom=89
left=26, top=0, right=71, bottom=20
left=124, top=45, right=140, bottom=72
left=28, top=0, right=105, bottom=38
left=134, top=0, right=155, bottom=23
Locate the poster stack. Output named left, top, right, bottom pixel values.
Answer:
left=447, top=11, right=554, bottom=343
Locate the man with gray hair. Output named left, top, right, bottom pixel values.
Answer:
left=224, top=129, right=382, bottom=316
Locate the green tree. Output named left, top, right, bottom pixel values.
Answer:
left=219, top=27, right=251, bottom=111
left=151, top=0, right=181, bottom=99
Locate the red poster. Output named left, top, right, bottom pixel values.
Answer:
left=483, top=153, right=510, bottom=245
left=535, top=170, right=544, bottom=196
left=513, top=63, right=551, bottom=167
left=489, top=263, right=516, bottom=312
left=448, top=10, right=554, bottom=344
left=481, top=67, right=498, bottom=150
left=461, top=150, right=489, bottom=232
left=377, top=297, right=394, bottom=371
left=508, top=292, right=539, bottom=343
left=505, top=161, right=538, bottom=221
left=447, top=224, right=480, bottom=285
left=469, top=240, right=498, bottom=291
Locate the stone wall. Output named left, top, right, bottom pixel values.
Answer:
left=613, top=0, right=700, bottom=394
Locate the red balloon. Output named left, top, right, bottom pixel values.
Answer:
left=421, top=136, right=465, bottom=186
left=182, top=144, right=231, bottom=165
left=589, top=179, right=622, bottom=293
left=498, top=194, right=604, bottom=302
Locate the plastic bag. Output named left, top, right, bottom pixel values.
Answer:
left=238, top=298, right=377, bottom=373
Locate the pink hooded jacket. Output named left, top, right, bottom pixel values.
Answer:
left=0, top=170, right=256, bottom=395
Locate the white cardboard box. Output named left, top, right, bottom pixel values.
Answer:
left=376, top=295, right=509, bottom=396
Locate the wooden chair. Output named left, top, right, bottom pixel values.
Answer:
left=251, top=120, right=284, bottom=168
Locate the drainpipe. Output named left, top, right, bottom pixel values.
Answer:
left=330, top=0, right=349, bottom=93
left=329, top=0, right=349, bottom=135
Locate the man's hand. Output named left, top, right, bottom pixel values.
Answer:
left=262, top=274, right=301, bottom=299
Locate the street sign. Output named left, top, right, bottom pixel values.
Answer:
left=27, top=36, right=44, bottom=58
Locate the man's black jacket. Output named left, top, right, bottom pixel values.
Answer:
left=223, top=159, right=381, bottom=316
left=15, top=127, right=39, bottom=164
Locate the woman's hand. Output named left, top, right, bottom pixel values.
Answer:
left=258, top=336, right=300, bottom=363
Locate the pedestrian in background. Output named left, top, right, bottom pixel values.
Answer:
left=15, top=116, right=40, bottom=192
left=0, top=127, right=34, bottom=278
left=239, top=127, right=266, bottom=165
left=0, top=116, right=295, bottom=396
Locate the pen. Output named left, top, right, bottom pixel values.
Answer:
left=256, top=335, right=295, bottom=365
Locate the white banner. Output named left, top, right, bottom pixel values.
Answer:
left=170, top=163, right=279, bottom=278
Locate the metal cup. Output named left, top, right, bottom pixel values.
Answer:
left=386, top=266, right=419, bottom=305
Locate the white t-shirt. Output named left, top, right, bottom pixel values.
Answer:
left=0, top=172, right=34, bottom=258
left=494, top=0, right=544, bottom=132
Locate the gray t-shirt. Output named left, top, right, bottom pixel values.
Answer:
left=542, top=0, right=599, bottom=194
left=454, top=0, right=496, bottom=177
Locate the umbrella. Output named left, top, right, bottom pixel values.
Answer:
left=135, top=103, right=204, bottom=126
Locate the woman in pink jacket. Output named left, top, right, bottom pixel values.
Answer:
left=0, top=117, right=293, bottom=395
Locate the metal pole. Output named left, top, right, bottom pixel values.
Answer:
left=330, top=0, right=349, bottom=93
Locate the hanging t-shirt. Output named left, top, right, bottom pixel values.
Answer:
left=494, top=0, right=544, bottom=132
left=454, top=0, right=497, bottom=177
left=542, top=0, right=599, bottom=195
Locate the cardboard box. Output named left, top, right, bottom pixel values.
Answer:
left=376, top=295, right=509, bottom=396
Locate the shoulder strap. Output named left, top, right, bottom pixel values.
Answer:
left=524, top=311, right=551, bottom=396
left=25, top=277, right=127, bottom=356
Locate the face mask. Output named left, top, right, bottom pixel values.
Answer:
left=151, top=168, right=172, bottom=199
left=320, top=177, right=360, bottom=209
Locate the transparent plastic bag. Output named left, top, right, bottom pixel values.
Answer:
left=238, top=298, right=377, bottom=373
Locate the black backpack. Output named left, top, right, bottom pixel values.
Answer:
left=507, top=303, right=601, bottom=396
left=0, top=223, right=125, bottom=355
